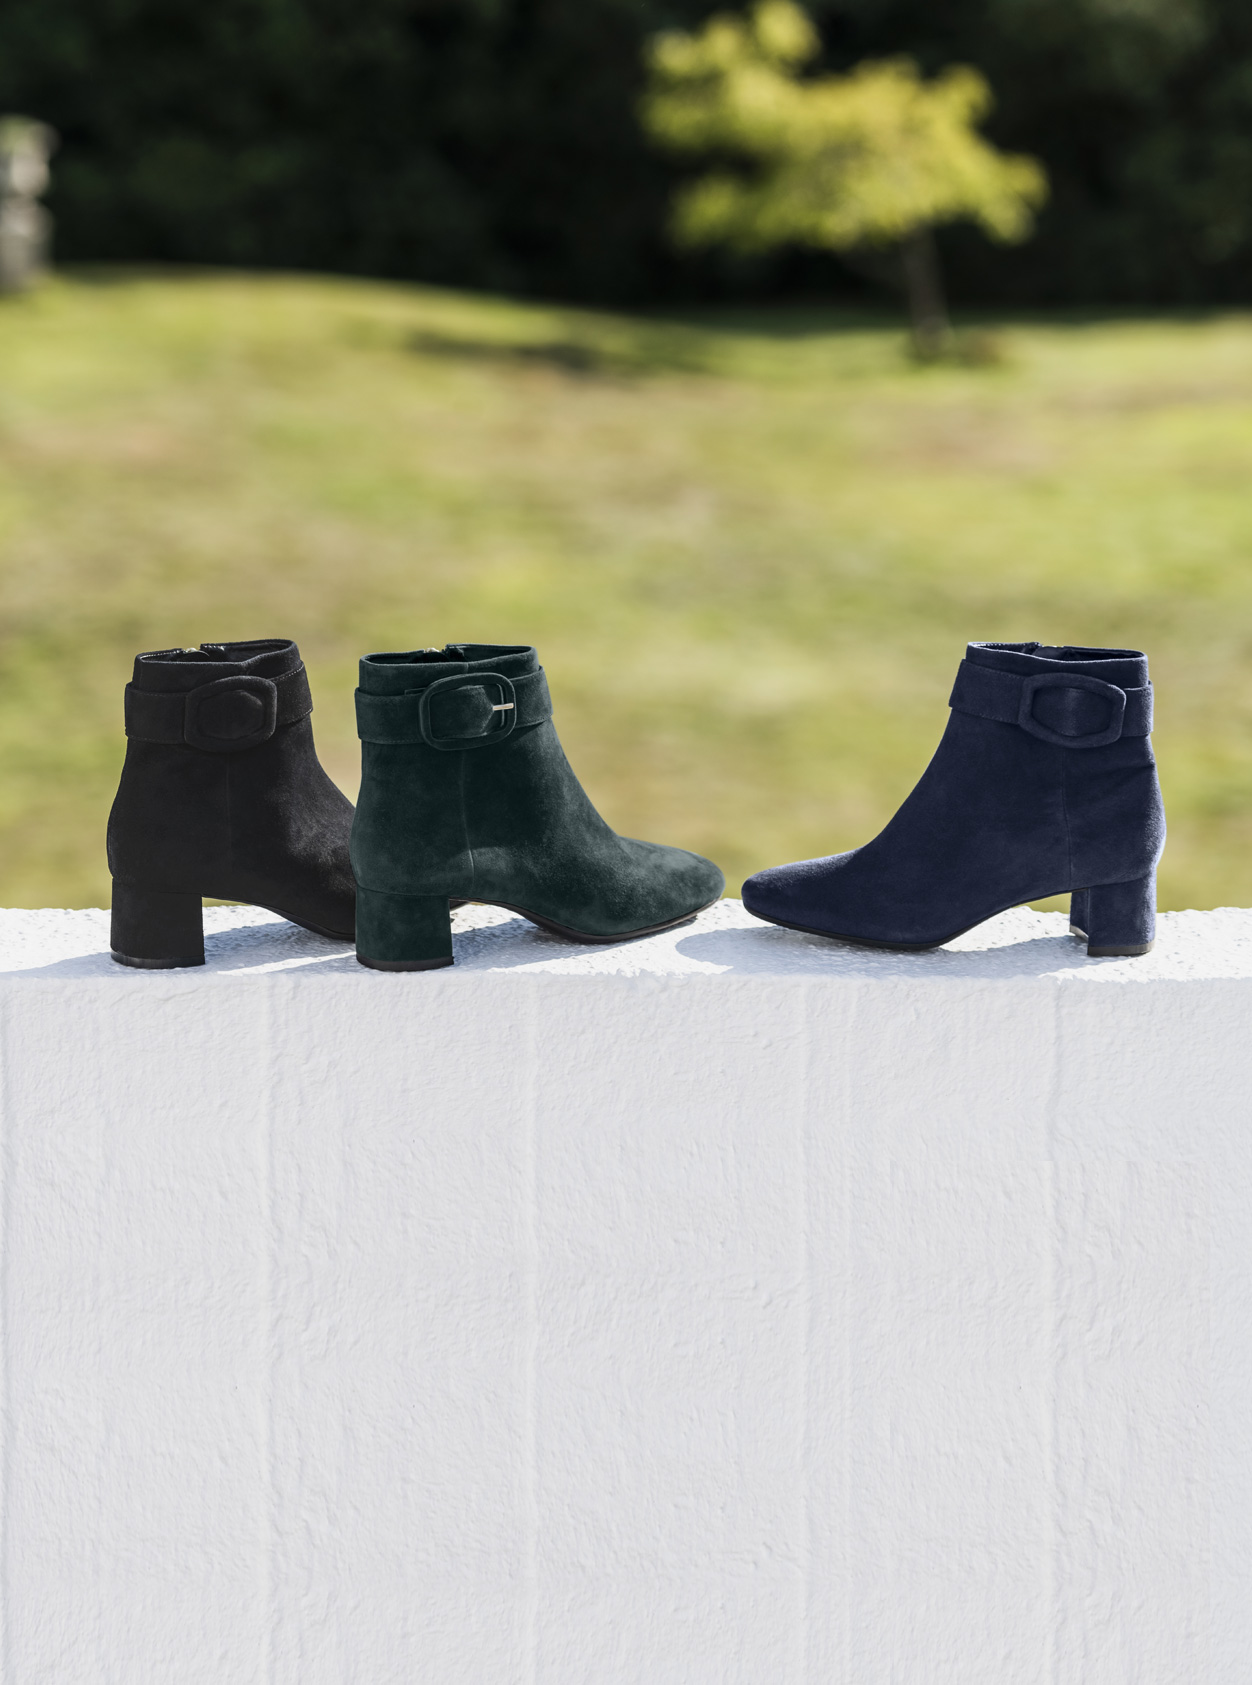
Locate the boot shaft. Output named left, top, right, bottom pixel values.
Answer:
left=352, top=643, right=605, bottom=901
left=109, top=639, right=314, bottom=889
left=944, top=641, right=1164, bottom=890
left=107, top=640, right=354, bottom=927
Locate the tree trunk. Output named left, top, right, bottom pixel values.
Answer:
left=900, top=226, right=951, bottom=360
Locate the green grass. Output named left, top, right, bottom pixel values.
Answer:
left=2, top=268, right=1251, bottom=910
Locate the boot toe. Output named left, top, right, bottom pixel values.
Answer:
left=686, top=850, right=726, bottom=912
left=742, top=854, right=852, bottom=932
left=628, top=841, right=724, bottom=927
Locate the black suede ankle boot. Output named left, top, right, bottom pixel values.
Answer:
left=108, top=640, right=355, bottom=967
left=743, top=642, right=1165, bottom=957
left=350, top=643, right=724, bottom=969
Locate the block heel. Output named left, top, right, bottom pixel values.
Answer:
left=355, top=888, right=454, bottom=971
left=110, top=882, right=205, bottom=968
left=1070, top=871, right=1156, bottom=958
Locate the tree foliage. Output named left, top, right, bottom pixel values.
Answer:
left=0, top=0, right=1250, bottom=306
left=645, top=3, right=1046, bottom=256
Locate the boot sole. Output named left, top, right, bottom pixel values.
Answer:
left=111, top=950, right=205, bottom=970
left=263, top=904, right=355, bottom=943
left=746, top=902, right=1154, bottom=958
left=491, top=897, right=720, bottom=946
left=355, top=896, right=722, bottom=972
left=1068, top=925, right=1154, bottom=959
left=357, top=953, right=454, bottom=972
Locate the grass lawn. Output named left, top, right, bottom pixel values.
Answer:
left=1, top=268, right=1251, bottom=911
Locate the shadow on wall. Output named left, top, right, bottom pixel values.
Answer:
left=0, top=903, right=1137, bottom=982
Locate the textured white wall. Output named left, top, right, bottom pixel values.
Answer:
left=0, top=900, right=1248, bottom=1684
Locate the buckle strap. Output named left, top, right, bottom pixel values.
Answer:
left=949, top=660, right=1152, bottom=749
left=355, top=668, right=552, bottom=749
left=125, top=664, right=313, bottom=754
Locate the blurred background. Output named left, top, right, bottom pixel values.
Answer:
left=1, top=0, right=1251, bottom=910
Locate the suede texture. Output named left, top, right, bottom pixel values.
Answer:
left=351, top=644, right=724, bottom=938
left=108, top=639, right=356, bottom=939
left=742, top=642, right=1166, bottom=949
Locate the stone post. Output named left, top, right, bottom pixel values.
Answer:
left=0, top=116, right=56, bottom=292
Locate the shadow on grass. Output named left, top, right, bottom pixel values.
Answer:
left=638, top=300, right=1250, bottom=338
left=406, top=326, right=712, bottom=378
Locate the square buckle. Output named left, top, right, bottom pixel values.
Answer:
left=184, top=675, right=278, bottom=753
left=417, top=672, right=518, bottom=751
left=1018, top=673, right=1126, bottom=749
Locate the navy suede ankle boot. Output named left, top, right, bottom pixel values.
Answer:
left=743, top=642, right=1165, bottom=957
left=108, top=640, right=355, bottom=967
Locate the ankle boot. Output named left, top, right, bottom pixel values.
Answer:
left=351, top=643, right=724, bottom=969
left=108, top=640, right=355, bottom=967
left=743, top=642, right=1165, bottom=957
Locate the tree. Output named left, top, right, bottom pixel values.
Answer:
left=643, top=0, right=1048, bottom=355
left=4, top=0, right=1251, bottom=308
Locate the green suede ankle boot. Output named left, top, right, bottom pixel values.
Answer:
left=351, top=644, right=724, bottom=969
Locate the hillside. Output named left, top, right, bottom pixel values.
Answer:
left=1, top=271, right=1250, bottom=909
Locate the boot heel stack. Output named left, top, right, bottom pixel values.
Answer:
left=110, top=882, right=205, bottom=969
left=355, top=889, right=453, bottom=971
left=1070, top=872, right=1156, bottom=958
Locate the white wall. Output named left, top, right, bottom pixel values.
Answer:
left=1, top=899, right=1248, bottom=1684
